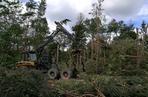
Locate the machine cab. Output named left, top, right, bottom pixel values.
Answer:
left=28, top=51, right=37, bottom=61
left=16, top=51, right=37, bottom=68
left=22, top=51, right=37, bottom=62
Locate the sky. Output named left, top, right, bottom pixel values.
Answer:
left=20, top=0, right=148, bottom=30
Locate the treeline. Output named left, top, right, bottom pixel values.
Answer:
left=0, top=0, right=148, bottom=76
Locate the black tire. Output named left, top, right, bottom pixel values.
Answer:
left=48, top=68, right=60, bottom=80
left=61, top=69, right=73, bottom=79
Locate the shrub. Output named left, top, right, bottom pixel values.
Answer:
left=85, top=59, right=97, bottom=74
left=79, top=74, right=148, bottom=97
left=0, top=67, right=51, bottom=97
left=55, top=79, right=95, bottom=95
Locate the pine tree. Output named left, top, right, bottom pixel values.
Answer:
left=71, top=13, right=87, bottom=71
left=0, top=0, right=23, bottom=67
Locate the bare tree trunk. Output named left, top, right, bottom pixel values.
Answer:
left=138, top=38, right=145, bottom=68
left=91, top=38, right=94, bottom=60
left=56, top=44, right=59, bottom=64
left=91, top=39, right=94, bottom=60
left=96, top=43, right=99, bottom=65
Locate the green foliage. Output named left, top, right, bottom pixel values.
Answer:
left=79, top=74, right=148, bottom=97
left=84, top=18, right=98, bottom=37
left=0, top=67, right=52, bottom=97
left=118, top=24, right=138, bottom=40
left=26, top=0, right=37, bottom=10
left=38, top=0, right=46, bottom=16
left=107, top=19, right=121, bottom=34
left=47, top=74, right=148, bottom=97
left=55, top=79, right=95, bottom=95
left=0, top=0, right=49, bottom=67
left=72, top=21, right=86, bottom=50
left=85, top=59, right=97, bottom=74
left=0, top=0, right=148, bottom=96
left=1, top=67, right=147, bottom=97
left=0, top=0, right=23, bottom=67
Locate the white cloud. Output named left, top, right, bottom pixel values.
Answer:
left=32, top=0, right=148, bottom=28
left=65, top=0, right=92, bottom=12
left=103, top=0, right=145, bottom=18
left=45, top=0, right=96, bottom=31
left=138, top=4, right=148, bottom=16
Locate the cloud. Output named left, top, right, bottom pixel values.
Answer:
left=103, top=0, right=145, bottom=18
left=21, top=0, right=148, bottom=28
left=20, top=0, right=27, bottom=2
left=101, top=0, right=148, bottom=27
left=45, top=0, right=94, bottom=31
left=45, top=1, right=78, bottom=31
left=138, top=4, right=148, bottom=16
left=46, top=1, right=77, bottom=23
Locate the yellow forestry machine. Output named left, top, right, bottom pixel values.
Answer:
left=16, top=20, right=77, bottom=79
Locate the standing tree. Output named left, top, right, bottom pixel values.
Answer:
left=31, top=0, right=50, bottom=48
left=88, top=0, right=104, bottom=61
left=71, top=13, right=87, bottom=71
left=0, top=0, right=23, bottom=67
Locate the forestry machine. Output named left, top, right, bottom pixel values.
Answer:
left=16, top=21, right=73, bottom=74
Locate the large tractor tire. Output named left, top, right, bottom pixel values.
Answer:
left=48, top=68, right=60, bottom=80
left=61, top=69, right=72, bottom=79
